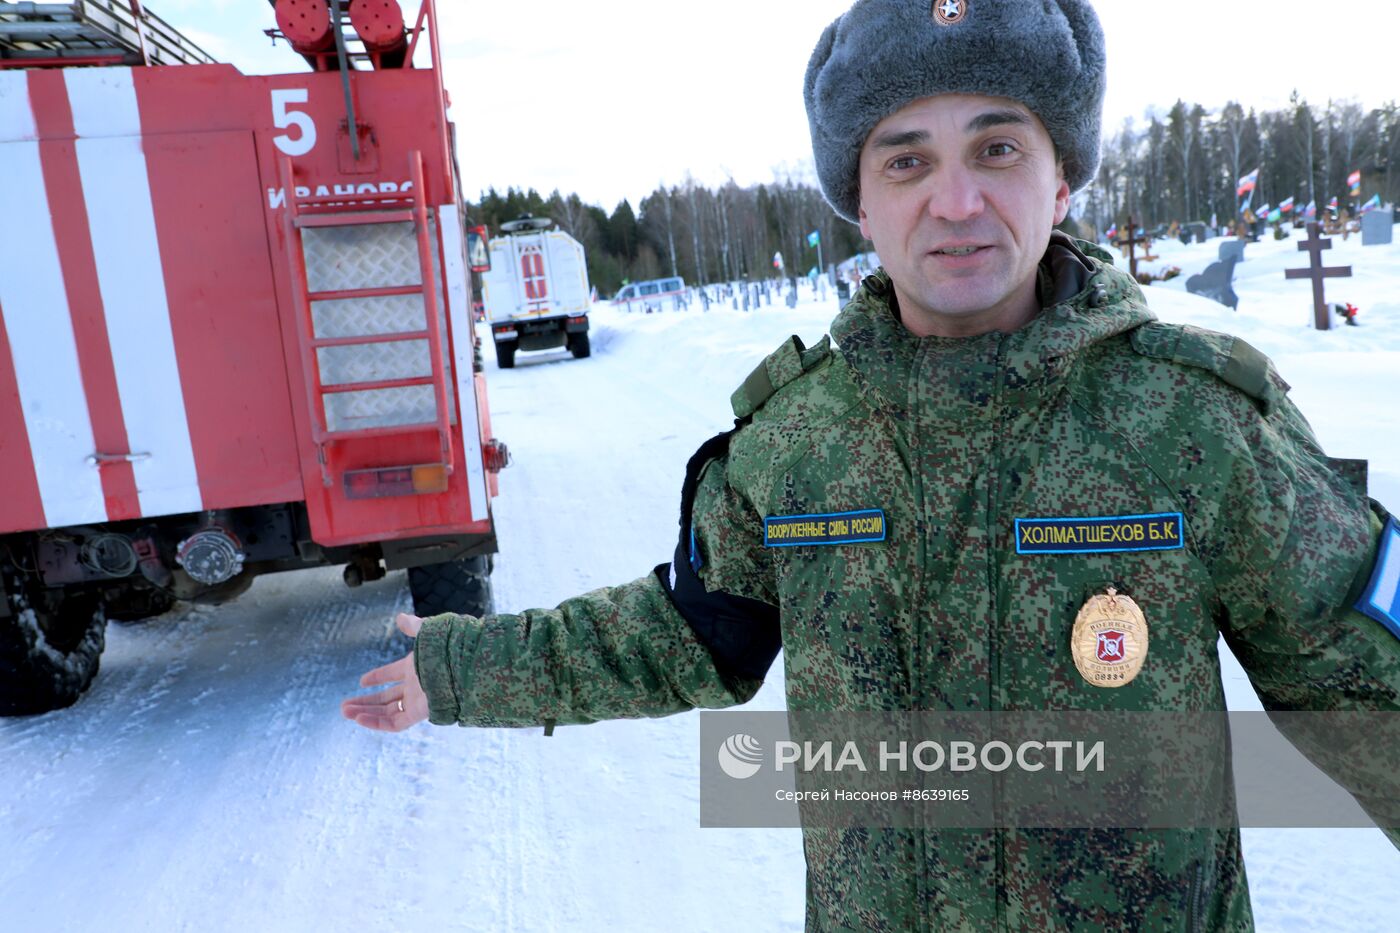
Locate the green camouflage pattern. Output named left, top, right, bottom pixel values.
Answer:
left=414, top=235, right=1400, bottom=931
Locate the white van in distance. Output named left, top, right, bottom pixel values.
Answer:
left=611, top=276, right=687, bottom=311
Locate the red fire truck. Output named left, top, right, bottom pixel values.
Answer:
left=0, top=0, right=508, bottom=715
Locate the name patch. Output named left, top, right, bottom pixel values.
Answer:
left=1016, top=512, right=1185, bottom=555
left=1355, top=516, right=1400, bottom=642
left=765, top=510, right=886, bottom=548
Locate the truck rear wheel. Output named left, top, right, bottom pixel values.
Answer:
left=0, top=577, right=107, bottom=716
left=569, top=332, right=591, bottom=359
left=408, top=554, right=494, bottom=619
left=495, top=340, right=517, bottom=369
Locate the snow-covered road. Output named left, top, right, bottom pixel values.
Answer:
left=4, top=229, right=1400, bottom=931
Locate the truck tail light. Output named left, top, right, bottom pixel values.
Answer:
left=484, top=439, right=510, bottom=473
left=343, top=464, right=450, bottom=499
left=567, top=316, right=588, bottom=325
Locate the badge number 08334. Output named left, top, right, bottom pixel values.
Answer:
left=1071, top=587, right=1149, bottom=688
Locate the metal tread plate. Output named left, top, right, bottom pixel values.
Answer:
left=301, top=218, right=456, bottom=433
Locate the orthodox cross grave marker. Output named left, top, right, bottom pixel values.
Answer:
left=1115, top=217, right=1157, bottom=280
left=1285, top=222, right=1352, bottom=331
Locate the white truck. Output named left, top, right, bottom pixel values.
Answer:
left=480, top=216, right=592, bottom=368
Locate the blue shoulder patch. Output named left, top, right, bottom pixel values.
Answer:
left=764, top=509, right=886, bottom=548
left=1355, top=516, right=1400, bottom=642
left=1016, top=512, right=1185, bottom=555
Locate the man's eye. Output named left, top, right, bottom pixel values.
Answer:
left=985, top=143, right=1018, bottom=159
left=890, top=156, right=921, bottom=171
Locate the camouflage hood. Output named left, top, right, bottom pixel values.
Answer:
left=830, top=233, right=1155, bottom=418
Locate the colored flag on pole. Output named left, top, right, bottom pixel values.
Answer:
left=1256, top=203, right=1270, bottom=217
left=1105, top=224, right=1117, bottom=241
left=1348, top=170, right=1361, bottom=197
left=1267, top=209, right=1282, bottom=224
left=1279, top=197, right=1295, bottom=214
left=1304, top=200, right=1317, bottom=219
left=1327, top=196, right=1339, bottom=212
left=807, top=230, right=821, bottom=248
left=1236, top=168, right=1259, bottom=197
left=1359, top=193, right=1382, bottom=213
left=772, top=251, right=785, bottom=271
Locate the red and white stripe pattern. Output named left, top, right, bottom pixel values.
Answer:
left=0, top=68, right=202, bottom=531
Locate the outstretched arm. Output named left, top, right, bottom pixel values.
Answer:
left=340, top=437, right=780, bottom=732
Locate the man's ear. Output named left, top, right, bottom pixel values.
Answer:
left=858, top=204, right=871, bottom=241
left=1051, top=167, right=1071, bottom=226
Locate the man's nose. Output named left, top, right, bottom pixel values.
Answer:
left=925, top=163, right=985, bottom=224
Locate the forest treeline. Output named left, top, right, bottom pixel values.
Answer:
left=468, top=175, right=873, bottom=297
left=467, top=94, right=1400, bottom=295
left=1087, top=94, right=1400, bottom=236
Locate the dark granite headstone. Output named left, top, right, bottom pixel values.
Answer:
left=1218, top=240, right=1246, bottom=264
left=1185, top=254, right=1240, bottom=310
left=1188, top=222, right=1208, bottom=244
left=1362, top=208, right=1394, bottom=246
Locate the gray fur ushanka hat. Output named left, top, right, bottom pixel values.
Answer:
left=805, top=0, right=1106, bottom=223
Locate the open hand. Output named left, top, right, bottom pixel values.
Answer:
left=340, top=612, right=429, bottom=732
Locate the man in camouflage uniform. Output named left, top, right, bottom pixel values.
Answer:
left=344, top=0, right=1400, bottom=928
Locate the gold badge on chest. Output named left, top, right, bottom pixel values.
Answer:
left=1071, top=587, right=1149, bottom=688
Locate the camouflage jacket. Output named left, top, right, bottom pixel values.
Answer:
left=415, top=235, right=1400, bottom=931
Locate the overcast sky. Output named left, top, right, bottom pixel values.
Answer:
left=159, top=0, right=1398, bottom=209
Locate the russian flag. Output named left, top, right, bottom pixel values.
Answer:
left=1360, top=194, right=1382, bottom=213
left=1236, top=168, right=1259, bottom=197
left=1280, top=197, right=1295, bottom=214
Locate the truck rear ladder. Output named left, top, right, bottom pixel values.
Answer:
left=279, top=151, right=456, bottom=488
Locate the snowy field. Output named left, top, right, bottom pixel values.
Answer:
left=2, top=226, right=1398, bottom=932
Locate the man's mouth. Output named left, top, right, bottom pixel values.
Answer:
left=930, top=244, right=992, bottom=258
